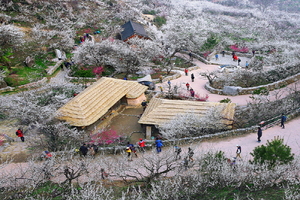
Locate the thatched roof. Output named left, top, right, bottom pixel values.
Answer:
left=138, top=98, right=236, bottom=126
left=57, top=77, right=147, bottom=127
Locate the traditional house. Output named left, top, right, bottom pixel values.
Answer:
left=138, top=98, right=236, bottom=139
left=56, top=77, right=147, bottom=127
left=121, top=20, right=150, bottom=42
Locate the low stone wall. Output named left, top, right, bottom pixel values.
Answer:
left=64, top=71, right=97, bottom=82
left=205, top=72, right=300, bottom=95
left=0, top=77, right=48, bottom=93
left=0, top=59, right=63, bottom=93
left=46, top=60, right=64, bottom=75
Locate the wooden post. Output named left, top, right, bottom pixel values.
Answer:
left=146, top=126, right=152, bottom=140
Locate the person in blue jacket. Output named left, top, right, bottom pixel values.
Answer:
left=155, top=138, right=163, bottom=153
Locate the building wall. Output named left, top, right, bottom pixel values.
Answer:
left=127, top=93, right=146, bottom=106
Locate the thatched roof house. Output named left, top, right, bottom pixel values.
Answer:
left=57, top=77, right=147, bottom=127
left=138, top=98, right=236, bottom=127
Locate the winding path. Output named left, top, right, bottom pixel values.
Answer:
left=156, top=53, right=300, bottom=106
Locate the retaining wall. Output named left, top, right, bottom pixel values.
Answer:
left=205, top=72, right=300, bottom=95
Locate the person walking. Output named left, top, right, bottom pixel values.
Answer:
left=127, top=142, right=138, bottom=157
left=245, top=61, right=249, bottom=68
left=16, top=128, right=25, bottom=142
left=237, top=58, right=241, bottom=66
left=188, top=147, right=194, bottom=162
left=125, top=147, right=132, bottom=161
left=257, top=127, right=262, bottom=142
left=174, top=146, right=182, bottom=160
left=280, top=113, right=287, bottom=129
left=236, top=145, right=242, bottom=159
left=141, top=100, right=147, bottom=111
left=168, top=80, right=171, bottom=87
left=79, top=143, right=88, bottom=157
left=186, top=82, right=190, bottom=90
left=183, top=156, right=189, bottom=170
left=138, top=138, right=146, bottom=153
left=188, top=51, right=193, bottom=61
left=101, top=168, right=109, bottom=179
left=184, top=68, right=188, bottom=76
left=190, top=88, right=195, bottom=97
left=222, top=50, right=225, bottom=57
left=155, top=138, right=163, bottom=153
left=191, top=73, right=195, bottom=82
left=215, top=54, right=219, bottom=60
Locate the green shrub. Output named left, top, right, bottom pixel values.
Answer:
left=72, top=69, right=94, bottom=77
left=252, top=87, right=269, bottom=95
left=143, top=10, right=156, bottom=15
left=250, top=137, right=294, bottom=168
left=220, top=98, right=232, bottom=103
left=154, top=16, right=166, bottom=27
left=200, top=35, right=219, bottom=51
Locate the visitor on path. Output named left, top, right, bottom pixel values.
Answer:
left=191, top=73, right=195, bottom=82
left=168, top=80, right=171, bottom=87
left=101, top=168, right=109, bottom=179
left=236, top=145, right=242, bottom=159
left=215, top=54, right=219, bottom=60
left=125, top=147, right=132, bottom=161
left=174, top=146, right=182, bottom=160
left=127, top=142, right=138, bottom=157
left=79, top=143, right=88, bottom=157
left=257, top=127, right=262, bottom=142
left=237, top=58, right=241, bottom=66
left=92, top=143, right=98, bottom=154
left=42, top=151, right=53, bottom=160
left=190, top=88, right=195, bottom=97
left=188, top=147, right=194, bottom=162
left=184, top=68, right=188, bottom=76
left=186, top=82, right=190, bottom=90
left=189, top=51, right=193, bottom=61
left=233, top=55, right=238, bottom=61
left=138, top=138, right=146, bottom=153
left=88, top=145, right=95, bottom=157
left=159, top=75, right=163, bottom=83
left=159, top=86, right=163, bottom=92
left=155, top=138, right=163, bottom=153
left=183, top=157, right=189, bottom=170
left=16, top=128, right=25, bottom=142
left=252, top=50, right=256, bottom=56
left=280, top=113, right=287, bottom=129
left=141, top=100, right=147, bottom=111
left=245, top=61, right=249, bottom=68
left=222, top=50, right=225, bottom=57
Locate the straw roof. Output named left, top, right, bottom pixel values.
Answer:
left=57, top=77, right=148, bottom=127
left=138, top=98, right=236, bottom=126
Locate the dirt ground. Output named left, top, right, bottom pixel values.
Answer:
left=109, top=107, right=144, bottom=142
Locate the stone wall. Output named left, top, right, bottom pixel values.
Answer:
left=205, top=72, right=300, bottom=95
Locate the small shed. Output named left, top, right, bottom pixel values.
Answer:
left=138, top=98, right=236, bottom=139
left=121, top=20, right=150, bottom=42
left=56, top=77, right=147, bottom=127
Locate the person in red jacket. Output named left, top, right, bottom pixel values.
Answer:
left=184, top=68, right=188, bottom=76
left=138, top=138, right=146, bottom=153
left=16, top=128, right=25, bottom=142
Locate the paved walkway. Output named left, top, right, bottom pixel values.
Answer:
left=156, top=53, right=300, bottom=106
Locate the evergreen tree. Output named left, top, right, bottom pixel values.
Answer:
left=250, top=136, right=294, bottom=168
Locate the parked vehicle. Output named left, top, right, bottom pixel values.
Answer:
left=218, top=65, right=242, bottom=73
left=138, top=81, right=156, bottom=90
